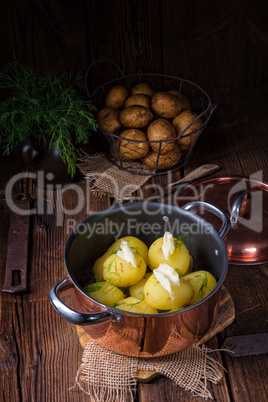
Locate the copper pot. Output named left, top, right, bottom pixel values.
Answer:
left=49, top=201, right=230, bottom=357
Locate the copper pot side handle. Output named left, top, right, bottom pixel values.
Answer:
left=49, top=277, right=123, bottom=326
left=182, top=200, right=230, bottom=239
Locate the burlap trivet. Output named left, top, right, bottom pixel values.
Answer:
left=77, top=152, right=152, bottom=202
left=71, top=340, right=224, bottom=401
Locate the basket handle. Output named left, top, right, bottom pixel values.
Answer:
left=85, top=58, right=125, bottom=99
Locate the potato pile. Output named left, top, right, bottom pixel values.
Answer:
left=83, top=234, right=217, bottom=314
left=96, top=83, right=202, bottom=170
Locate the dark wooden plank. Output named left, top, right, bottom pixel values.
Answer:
left=86, top=0, right=162, bottom=91
left=161, top=0, right=268, bottom=89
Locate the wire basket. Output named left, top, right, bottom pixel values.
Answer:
left=86, top=62, right=215, bottom=176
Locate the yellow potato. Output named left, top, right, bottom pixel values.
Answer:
left=93, top=253, right=109, bottom=280
left=96, top=107, right=121, bottom=134
left=129, top=272, right=152, bottom=299
left=103, top=253, right=147, bottom=287
left=83, top=281, right=125, bottom=307
left=119, top=105, right=153, bottom=128
left=168, top=90, right=191, bottom=111
left=151, top=91, right=182, bottom=118
left=147, top=119, right=176, bottom=154
left=182, top=271, right=218, bottom=305
left=131, top=82, right=155, bottom=97
left=148, top=236, right=190, bottom=276
left=115, top=296, right=158, bottom=314
left=105, top=85, right=129, bottom=108
left=144, top=273, right=193, bottom=310
left=124, top=94, right=151, bottom=108
left=142, top=146, right=181, bottom=170
left=119, top=129, right=149, bottom=161
left=172, top=110, right=202, bottom=151
left=108, top=236, right=149, bottom=266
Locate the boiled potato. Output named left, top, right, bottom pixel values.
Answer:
left=105, top=85, right=129, bottom=109
left=151, top=91, right=182, bottom=118
left=172, top=110, right=202, bottom=151
left=142, top=145, right=181, bottom=170
left=96, top=107, right=121, bottom=134
left=148, top=236, right=190, bottom=276
left=119, top=129, right=149, bottom=161
left=131, top=82, right=155, bottom=97
left=182, top=271, right=217, bottom=305
left=129, top=272, right=152, bottom=299
left=115, top=296, right=158, bottom=314
left=124, top=94, right=151, bottom=108
left=144, top=273, right=193, bottom=310
left=119, top=105, right=153, bottom=128
left=147, top=119, right=176, bottom=154
left=103, top=253, right=146, bottom=287
left=168, top=90, right=191, bottom=111
left=83, top=281, right=125, bottom=307
left=93, top=236, right=149, bottom=280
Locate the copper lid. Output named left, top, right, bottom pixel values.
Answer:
left=176, top=176, right=268, bottom=265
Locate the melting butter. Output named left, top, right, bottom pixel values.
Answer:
left=154, top=263, right=180, bottom=297
left=162, top=231, right=175, bottom=260
left=116, top=240, right=136, bottom=267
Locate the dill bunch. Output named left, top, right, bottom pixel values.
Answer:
left=0, top=61, right=98, bottom=177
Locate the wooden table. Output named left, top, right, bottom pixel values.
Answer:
left=0, top=87, right=267, bottom=401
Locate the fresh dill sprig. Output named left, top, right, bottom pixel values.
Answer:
left=0, top=60, right=97, bottom=177
left=174, top=234, right=189, bottom=248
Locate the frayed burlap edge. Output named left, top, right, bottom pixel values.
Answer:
left=70, top=340, right=225, bottom=401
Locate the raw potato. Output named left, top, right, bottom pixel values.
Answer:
left=124, top=94, right=151, bottom=109
left=93, top=236, right=149, bottom=280
left=103, top=253, right=147, bottom=287
left=115, top=296, right=158, bottom=314
left=119, top=129, right=149, bottom=161
left=142, top=146, right=181, bottom=170
left=83, top=281, right=125, bottom=307
left=131, top=82, right=155, bottom=97
left=97, top=107, right=121, bottom=134
left=144, top=273, right=193, bottom=310
left=105, top=85, right=129, bottom=109
left=168, top=90, right=191, bottom=111
left=148, top=236, right=190, bottom=276
left=147, top=119, right=176, bottom=154
left=129, top=272, right=152, bottom=299
left=119, top=105, right=153, bottom=128
left=182, top=270, right=218, bottom=305
left=173, top=110, right=202, bottom=151
left=151, top=92, right=182, bottom=118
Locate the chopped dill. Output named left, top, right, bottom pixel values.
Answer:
left=198, top=272, right=208, bottom=298
left=174, top=234, right=189, bottom=248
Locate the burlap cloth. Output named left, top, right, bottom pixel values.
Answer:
left=71, top=340, right=224, bottom=401
left=77, top=152, right=152, bottom=202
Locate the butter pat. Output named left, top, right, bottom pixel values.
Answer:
left=162, top=231, right=175, bottom=260
left=154, top=263, right=180, bottom=297
left=117, top=240, right=136, bottom=268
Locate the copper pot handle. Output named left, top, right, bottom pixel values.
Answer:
left=182, top=200, right=230, bottom=239
left=49, top=277, right=123, bottom=326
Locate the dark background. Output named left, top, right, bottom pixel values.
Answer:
left=0, top=0, right=267, bottom=91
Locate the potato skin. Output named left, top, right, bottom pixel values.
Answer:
left=142, top=145, right=181, bottom=170
left=148, top=237, right=190, bottom=276
left=124, top=94, right=151, bottom=108
left=105, top=85, right=129, bottom=108
left=115, top=296, right=158, bottom=314
left=129, top=272, right=152, bottom=299
left=119, top=129, right=149, bottom=161
left=119, top=105, right=153, bottom=128
left=147, top=119, right=176, bottom=154
left=168, top=90, right=191, bottom=111
left=103, top=253, right=147, bottom=287
left=173, top=110, right=202, bottom=150
left=83, top=281, right=125, bottom=307
left=151, top=92, right=182, bottom=118
left=144, top=273, right=193, bottom=310
left=182, top=270, right=217, bottom=305
left=131, top=82, right=155, bottom=97
left=97, top=107, right=121, bottom=134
